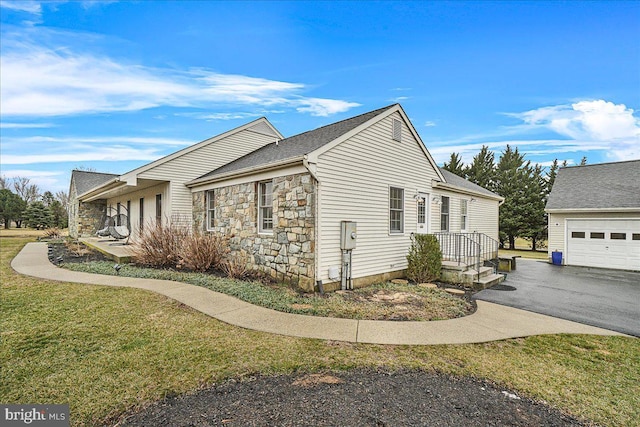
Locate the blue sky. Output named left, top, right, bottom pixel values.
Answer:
left=1, top=0, right=638, bottom=193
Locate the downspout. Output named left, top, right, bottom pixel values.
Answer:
left=303, top=156, right=322, bottom=292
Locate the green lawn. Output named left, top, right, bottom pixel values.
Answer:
left=499, top=248, right=549, bottom=260
left=2, top=237, right=638, bottom=427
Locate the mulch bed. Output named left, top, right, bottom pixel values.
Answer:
left=48, top=241, right=109, bottom=264
left=116, top=369, right=586, bottom=427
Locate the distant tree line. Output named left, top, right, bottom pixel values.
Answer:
left=0, top=176, right=69, bottom=230
left=442, top=146, right=576, bottom=251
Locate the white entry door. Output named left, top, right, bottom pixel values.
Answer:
left=416, top=193, right=429, bottom=234
left=566, top=219, right=640, bottom=271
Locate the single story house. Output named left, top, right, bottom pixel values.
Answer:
left=546, top=160, right=640, bottom=271
left=69, top=117, right=283, bottom=239
left=70, top=104, right=504, bottom=290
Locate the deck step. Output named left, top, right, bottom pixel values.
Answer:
left=462, top=266, right=494, bottom=280
left=473, top=273, right=505, bottom=289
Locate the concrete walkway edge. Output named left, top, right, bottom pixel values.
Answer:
left=11, top=243, right=626, bottom=345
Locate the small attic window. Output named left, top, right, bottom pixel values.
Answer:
left=392, top=119, right=402, bottom=142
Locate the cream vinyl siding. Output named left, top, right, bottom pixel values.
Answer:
left=430, top=190, right=499, bottom=240
left=548, top=211, right=640, bottom=258
left=467, top=197, right=499, bottom=240
left=315, top=112, right=440, bottom=283
left=138, top=129, right=276, bottom=220
left=106, top=182, right=168, bottom=241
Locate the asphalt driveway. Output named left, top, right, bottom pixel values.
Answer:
left=475, top=259, right=640, bottom=337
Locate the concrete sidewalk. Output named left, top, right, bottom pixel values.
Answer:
left=11, top=243, right=626, bottom=345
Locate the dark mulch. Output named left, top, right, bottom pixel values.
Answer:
left=48, top=241, right=109, bottom=264
left=116, top=369, right=586, bottom=427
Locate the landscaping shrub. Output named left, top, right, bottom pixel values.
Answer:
left=42, top=227, right=62, bottom=239
left=131, top=221, right=190, bottom=268
left=221, top=250, right=250, bottom=279
left=406, top=234, right=442, bottom=283
left=178, top=232, right=228, bottom=272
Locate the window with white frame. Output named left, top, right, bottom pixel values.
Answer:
left=389, top=187, right=404, bottom=233
left=258, top=181, right=273, bottom=233
left=440, top=196, right=450, bottom=232
left=460, top=199, right=468, bottom=231
left=417, top=198, right=426, bottom=225
left=206, top=190, right=215, bottom=230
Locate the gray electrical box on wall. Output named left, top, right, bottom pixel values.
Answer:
left=340, top=221, right=357, bottom=250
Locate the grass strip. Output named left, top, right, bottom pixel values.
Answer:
left=61, top=260, right=471, bottom=321
left=2, top=237, right=638, bottom=427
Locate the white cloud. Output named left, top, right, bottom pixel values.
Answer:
left=2, top=146, right=162, bottom=165
left=2, top=135, right=193, bottom=146
left=294, top=98, right=361, bottom=116
left=0, top=122, right=54, bottom=128
left=0, top=1, right=42, bottom=15
left=428, top=138, right=614, bottom=165
left=424, top=121, right=436, bottom=127
left=176, top=111, right=264, bottom=121
left=510, top=100, right=639, bottom=161
left=0, top=34, right=360, bottom=118
left=0, top=169, right=64, bottom=190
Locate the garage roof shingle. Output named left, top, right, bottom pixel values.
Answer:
left=546, top=160, right=640, bottom=210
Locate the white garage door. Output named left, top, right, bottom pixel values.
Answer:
left=566, top=219, right=640, bottom=271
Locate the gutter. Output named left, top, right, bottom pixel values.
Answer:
left=432, top=181, right=504, bottom=203
left=546, top=207, right=640, bottom=214
left=186, top=156, right=306, bottom=187
left=77, top=178, right=124, bottom=202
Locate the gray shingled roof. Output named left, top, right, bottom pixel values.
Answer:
left=546, top=160, right=640, bottom=210
left=438, top=168, right=501, bottom=198
left=71, top=170, right=118, bottom=195
left=195, top=105, right=397, bottom=180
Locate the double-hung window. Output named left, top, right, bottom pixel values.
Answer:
left=258, top=181, right=273, bottom=233
left=155, top=194, right=162, bottom=225
left=440, top=196, right=450, bottom=232
left=389, top=187, right=404, bottom=233
left=139, top=198, right=144, bottom=231
left=206, top=190, right=215, bottom=230
left=460, top=199, right=468, bottom=232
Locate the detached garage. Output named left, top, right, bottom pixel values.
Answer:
left=546, top=160, right=640, bottom=272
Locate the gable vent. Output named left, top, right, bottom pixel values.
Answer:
left=392, top=118, right=402, bottom=142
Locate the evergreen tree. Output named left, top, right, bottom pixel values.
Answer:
left=24, top=202, right=54, bottom=230
left=442, top=152, right=466, bottom=177
left=546, top=159, right=559, bottom=195
left=42, top=191, right=55, bottom=206
left=522, top=164, right=547, bottom=251
left=0, top=189, right=26, bottom=229
left=49, top=200, right=68, bottom=228
left=466, top=145, right=495, bottom=190
left=494, top=145, right=528, bottom=249
left=580, top=156, right=587, bottom=166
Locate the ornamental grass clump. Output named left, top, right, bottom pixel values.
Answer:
left=221, top=249, right=250, bottom=279
left=131, top=221, right=190, bottom=268
left=178, top=232, right=228, bottom=272
left=406, top=234, right=442, bottom=283
left=132, top=220, right=230, bottom=272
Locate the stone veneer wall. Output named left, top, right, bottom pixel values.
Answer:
left=76, top=200, right=108, bottom=237
left=193, top=173, right=316, bottom=291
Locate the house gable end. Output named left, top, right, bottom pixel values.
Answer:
left=121, top=117, right=282, bottom=183
left=306, top=104, right=445, bottom=182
